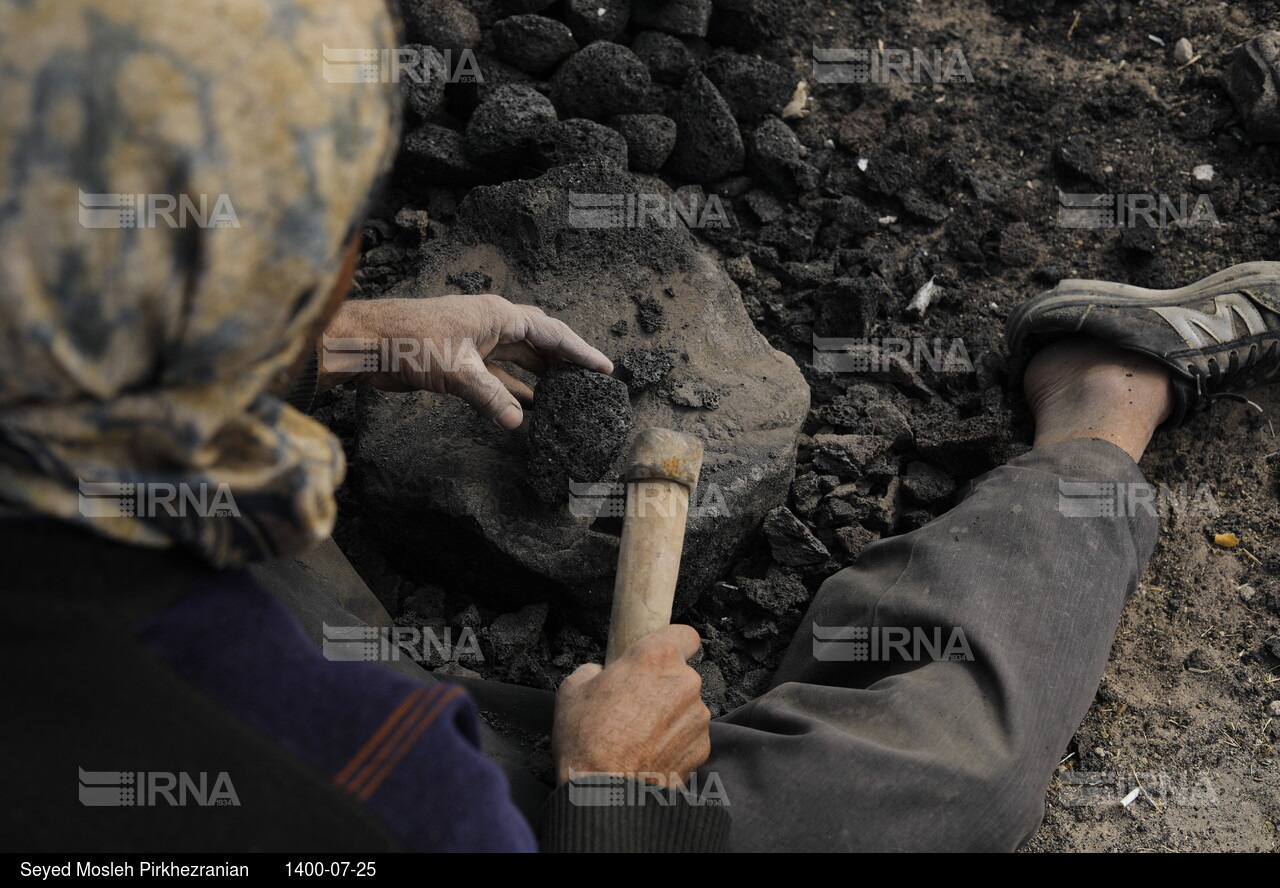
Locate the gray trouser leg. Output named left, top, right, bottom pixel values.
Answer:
left=704, top=438, right=1159, bottom=851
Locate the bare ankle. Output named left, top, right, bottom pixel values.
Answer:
left=1024, top=338, right=1174, bottom=463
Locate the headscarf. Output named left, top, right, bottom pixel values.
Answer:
left=0, top=0, right=401, bottom=566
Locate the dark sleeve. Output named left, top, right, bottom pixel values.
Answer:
left=538, top=776, right=731, bottom=852
left=133, top=573, right=540, bottom=852
left=285, top=347, right=320, bottom=414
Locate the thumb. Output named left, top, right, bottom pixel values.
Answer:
left=559, top=662, right=603, bottom=692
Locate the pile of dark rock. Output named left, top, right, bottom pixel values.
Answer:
left=394, top=0, right=801, bottom=191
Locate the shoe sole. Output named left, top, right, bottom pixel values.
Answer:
left=1007, top=261, right=1280, bottom=369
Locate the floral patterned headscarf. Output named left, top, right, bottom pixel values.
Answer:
left=0, top=0, right=400, bottom=565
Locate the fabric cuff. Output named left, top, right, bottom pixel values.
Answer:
left=1005, top=437, right=1146, bottom=485
left=538, top=777, right=731, bottom=853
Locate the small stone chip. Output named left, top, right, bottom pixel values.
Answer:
left=632, top=293, right=667, bottom=333
left=617, top=348, right=674, bottom=391
left=667, top=382, right=721, bottom=409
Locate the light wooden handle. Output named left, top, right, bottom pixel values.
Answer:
left=604, top=429, right=703, bottom=665
left=605, top=480, right=691, bottom=664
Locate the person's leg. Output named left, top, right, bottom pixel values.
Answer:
left=703, top=338, right=1172, bottom=851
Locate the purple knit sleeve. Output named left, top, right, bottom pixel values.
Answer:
left=134, top=573, right=537, bottom=852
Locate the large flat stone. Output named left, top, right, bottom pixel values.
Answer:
left=354, top=158, right=808, bottom=615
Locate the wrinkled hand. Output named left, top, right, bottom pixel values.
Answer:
left=320, top=294, right=613, bottom=428
left=552, top=625, right=711, bottom=788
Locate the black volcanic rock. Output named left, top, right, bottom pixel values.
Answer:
left=550, top=42, right=652, bottom=121
left=665, top=72, right=744, bottom=183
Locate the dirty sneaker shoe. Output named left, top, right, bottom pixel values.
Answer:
left=1006, top=262, right=1280, bottom=427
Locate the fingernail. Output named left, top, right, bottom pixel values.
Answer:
left=496, top=404, right=523, bottom=428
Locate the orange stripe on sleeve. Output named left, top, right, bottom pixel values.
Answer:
left=356, top=685, right=467, bottom=802
left=343, top=685, right=448, bottom=796
left=333, top=684, right=433, bottom=787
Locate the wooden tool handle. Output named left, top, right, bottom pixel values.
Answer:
left=604, top=428, right=703, bottom=665
left=605, top=480, right=692, bottom=664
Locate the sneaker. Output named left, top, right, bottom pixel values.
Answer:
left=1006, top=262, right=1280, bottom=426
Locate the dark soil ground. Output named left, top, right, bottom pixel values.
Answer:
left=324, top=0, right=1279, bottom=851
